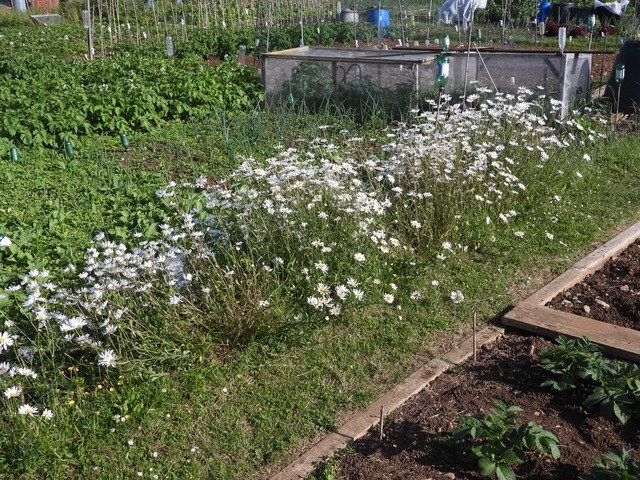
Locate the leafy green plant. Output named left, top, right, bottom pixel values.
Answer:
left=451, top=399, right=561, bottom=480
left=540, top=336, right=640, bottom=424
left=540, top=335, right=606, bottom=391
left=584, top=361, right=640, bottom=424
left=0, top=50, right=263, bottom=149
left=284, top=61, right=334, bottom=110
left=580, top=449, right=640, bottom=480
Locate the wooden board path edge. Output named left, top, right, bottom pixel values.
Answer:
left=502, top=218, right=640, bottom=363
left=523, top=220, right=640, bottom=306
left=270, top=326, right=504, bottom=480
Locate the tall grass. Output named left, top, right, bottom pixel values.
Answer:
left=0, top=9, right=33, bottom=28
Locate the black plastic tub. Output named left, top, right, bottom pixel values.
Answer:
left=551, top=2, right=574, bottom=23
left=605, top=41, right=640, bottom=113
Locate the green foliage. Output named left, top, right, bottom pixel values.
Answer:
left=580, top=450, right=640, bottom=480
left=0, top=25, right=86, bottom=57
left=0, top=10, right=33, bottom=28
left=335, top=77, right=414, bottom=124
left=169, top=23, right=377, bottom=61
left=540, top=336, right=640, bottom=424
left=307, top=452, right=343, bottom=479
left=284, top=61, right=334, bottom=110
left=452, top=400, right=561, bottom=480
left=58, top=0, right=84, bottom=23
left=482, top=0, right=537, bottom=24
left=0, top=49, right=263, bottom=149
left=540, top=335, right=606, bottom=391
left=2, top=24, right=640, bottom=477
left=282, top=61, right=416, bottom=123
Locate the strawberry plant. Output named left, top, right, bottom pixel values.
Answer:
left=451, top=399, right=561, bottom=480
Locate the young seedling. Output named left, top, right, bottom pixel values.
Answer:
left=451, top=399, right=561, bottom=480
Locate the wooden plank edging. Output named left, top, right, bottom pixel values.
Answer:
left=523, top=220, right=640, bottom=306
left=503, top=218, right=640, bottom=363
left=270, top=326, right=504, bottom=480
left=503, top=303, right=640, bottom=363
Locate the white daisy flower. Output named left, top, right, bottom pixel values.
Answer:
left=0, top=332, right=16, bottom=352
left=18, top=404, right=38, bottom=416
left=352, top=289, right=365, bottom=301
left=450, top=290, right=465, bottom=304
left=97, top=349, right=118, bottom=368
left=4, top=386, right=21, bottom=398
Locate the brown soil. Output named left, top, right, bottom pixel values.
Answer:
left=591, top=51, right=616, bottom=84
left=547, top=239, right=640, bottom=331
left=336, top=332, right=640, bottom=479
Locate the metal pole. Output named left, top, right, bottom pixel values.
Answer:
left=299, top=0, right=304, bottom=46
left=462, top=13, right=474, bottom=106
left=97, top=0, right=105, bottom=56
left=86, top=0, right=94, bottom=59
left=397, top=0, right=406, bottom=45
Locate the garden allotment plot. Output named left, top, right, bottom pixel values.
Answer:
left=262, top=47, right=592, bottom=117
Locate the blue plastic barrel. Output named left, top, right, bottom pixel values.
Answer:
left=367, top=8, right=390, bottom=36
left=537, top=1, right=552, bottom=22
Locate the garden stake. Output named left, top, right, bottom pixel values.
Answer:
left=615, top=86, right=621, bottom=133
left=379, top=405, right=384, bottom=441
left=97, top=0, right=105, bottom=56
left=473, top=309, right=477, bottom=363
left=474, top=44, right=498, bottom=92
left=122, top=0, right=132, bottom=41
left=84, top=0, right=94, bottom=60
left=114, top=0, right=122, bottom=41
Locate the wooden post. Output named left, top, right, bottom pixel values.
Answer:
left=473, top=309, right=477, bottom=363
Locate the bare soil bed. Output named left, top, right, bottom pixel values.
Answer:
left=547, top=239, right=640, bottom=331
left=335, top=332, right=640, bottom=479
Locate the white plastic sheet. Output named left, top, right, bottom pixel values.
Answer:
left=594, top=0, right=629, bottom=17
left=438, top=0, right=488, bottom=24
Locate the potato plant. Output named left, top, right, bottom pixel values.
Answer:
left=451, top=400, right=561, bottom=480
left=540, top=336, right=640, bottom=424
